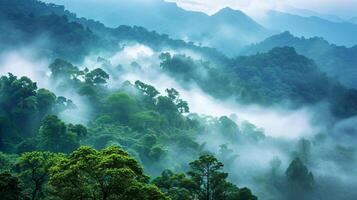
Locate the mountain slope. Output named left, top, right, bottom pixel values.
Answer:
left=2, top=0, right=357, bottom=119
left=41, top=0, right=272, bottom=56
left=0, top=0, right=226, bottom=63
left=283, top=7, right=345, bottom=23
left=261, top=10, right=357, bottom=47
left=242, top=31, right=357, bottom=88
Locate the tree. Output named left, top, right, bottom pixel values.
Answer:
left=285, top=158, right=314, bottom=190
left=165, top=89, right=189, bottom=113
left=49, top=146, right=168, bottom=200
left=48, top=59, right=80, bottom=81
left=218, top=116, right=240, bottom=140
left=38, top=115, right=81, bottom=153
left=0, top=74, right=71, bottom=152
left=0, top=152, right=18, bottom=172
left=67, top=124, right=87, bottom=141
left=84, top=68, right=109, bottom=85
left=0, top=74, right=37, bottom=120
left=153, top=169, right=196, bottom=200
left=188, top=154, right=226, bottom=200
left=166, top=88, right=180, bottom=102
left=154, top=156, right=258, bottom=200
left=104, top=92, right=139, bottom=123
left=0, top=172, right=26, bottom=200
left=130, top=111, right=164, bottom=131
left=135, top=80, right=160, bottom=99
left=240, top=121, right=265, bottom=143
left=17, top=151, right=62, bottom=200
left=36, top=89, right=56, bottom=116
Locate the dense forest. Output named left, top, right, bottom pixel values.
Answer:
left=1, top=0, right=357, bottom=200
left=242, top=31, right=357, bottom=88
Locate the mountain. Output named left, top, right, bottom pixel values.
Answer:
left=283, top=6, right=345, bottom=23
left=41, top=0, right=272, bottom=56
left=241, top=32, right=357, bottom=89
left=261, top=10, right=357, bottom=47
left=0, top=0, right=226, bottom=63
left=2, top=0, right=357, bottom=119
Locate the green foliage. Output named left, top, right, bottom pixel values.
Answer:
left=242, top=31, right=357, bottom=88
left=84, top=68, right=110, bottom=85
left=188, top=154, right=227, bottom=200
left=0, top=152, right=18, bottom=172
left=218, top=116, right=240, bottom=140
left=38, top=115, right=85, bottom=153
left=153, top=169, right=196, bottom=200
left=240, top=121, right=265, bottom=142
left=104, top=92, right=139, bottom=123
left=0, top=172, right=27, bottom=200
left=0, top=74, right=72, bottom=152
left=135, top=80, right=160, bottom=99
left=0, top=10, right=98, bottom=62
left=17, top=151, right=63, bottom=200
left=154, top=155, right=258, bottom=200
left=159, top=48, right=357, bottom=118
left=49, top=59, right=81, bottom=81
left=49, top=146, right=168, bottom=200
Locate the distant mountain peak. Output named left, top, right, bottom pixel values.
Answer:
left=279, top=31, right=294, bottom=36
left=214, top=6, right=246, bottom=16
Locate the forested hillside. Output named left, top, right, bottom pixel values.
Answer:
left=1, top=1, right=357, bottom=200
left=242, top=31, right=357, bottom=88
left=40, top=0, right=272, bottom=55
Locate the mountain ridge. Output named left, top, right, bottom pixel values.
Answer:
left=261, top=10, right=357, bottom=47
left=242, top=31, right=357, bottom=88
left=41, top=0, right=273, bottom=56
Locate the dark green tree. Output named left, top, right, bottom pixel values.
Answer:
left=286, top=158, right=314, bottom=190
left=38, top=115, right=82, bottom=153
left=36, top=89, right=56, bottom=117
left=49, top=59, right=80, bottom=81
left=0, top=172, right=26, bottom=200
left=187, top=154, right=227, bottom=200
left=135, top=80, right=160, bottom=99
left=84, top=68, right=109, bottom=85
left=153, top=169, right=195, bottom=200
left=104, top=92, right=139, bottom=123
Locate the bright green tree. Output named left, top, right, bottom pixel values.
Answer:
left=17, top=151, right=63, bottom=200
left=49, top=146, right=168, bottom=200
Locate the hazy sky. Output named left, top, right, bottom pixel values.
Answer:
left=167, top=0, right=357, bottom=19
left=43, top=0, right=357, bottom=20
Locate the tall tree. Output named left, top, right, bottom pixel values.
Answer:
left=286, top=158, right=314, bottom=190
left=188, top=154, right=226, bottom=200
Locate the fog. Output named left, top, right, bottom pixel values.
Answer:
left=0, top=48, right=50, bottom=88
left=93, top=42, right=357, bottom=199
left=1, top=40, right=357, bottom=200
left=93, top=43, right=321, bottom=139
